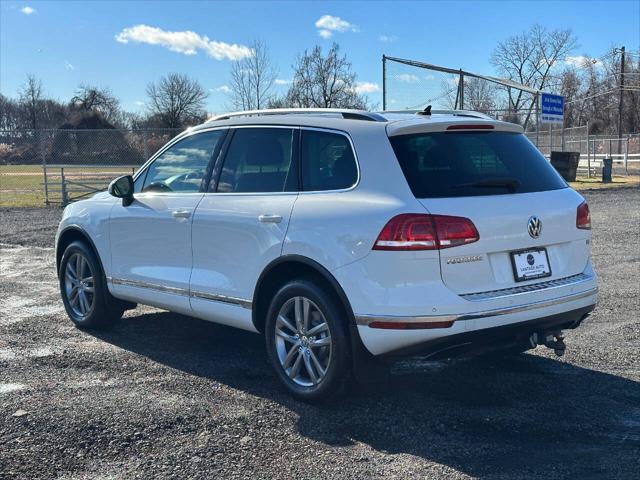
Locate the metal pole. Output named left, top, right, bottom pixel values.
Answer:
left=550, top=123, right=553, bottom=156
left=536, top=93, right=540, bottom=149
left=458, top=70, right=464, bottom=110
left=586, top=121, right=591, bottom=178
left=617, top=46, right=625, bottom=156
left=382, top=55, right=387, bottom=111
left=40, top=130, right=49, bottom=206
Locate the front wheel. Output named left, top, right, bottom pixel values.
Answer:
left=265, top=279, right=352, bottom=403
left=59, top=241, right=123, bottom=329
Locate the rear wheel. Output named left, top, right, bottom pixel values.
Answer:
left=59, top=241, right=124, bottom=329
left=265, top=279, right=351, bottom=403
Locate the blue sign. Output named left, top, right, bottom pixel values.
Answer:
left=541, top=93, right=564, bottom=124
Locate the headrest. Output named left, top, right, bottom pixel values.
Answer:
left=245, top=137, right=284, bottom=167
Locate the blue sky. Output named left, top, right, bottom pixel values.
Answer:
left=1, top=0, right=639, bottom=113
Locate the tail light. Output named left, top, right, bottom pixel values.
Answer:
left=577, top=201, right=591, bottom=229
left=373, top=214, right=479, bottom=251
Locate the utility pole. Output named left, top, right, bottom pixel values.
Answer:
left=382, top=55, right=387, bottom=111
left=617, top=46, right=625, bottom=155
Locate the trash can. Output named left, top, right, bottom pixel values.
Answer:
left=602, top=158, right=613, bottom=183
left=550, top=151, right=580, bottom=182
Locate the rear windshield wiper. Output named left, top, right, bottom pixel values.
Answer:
left=453, top=177, right=521, bottom=193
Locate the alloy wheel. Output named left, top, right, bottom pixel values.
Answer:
left=274, top=296, right=332, bottom=387
left=64, top=253, right=95, bottom=319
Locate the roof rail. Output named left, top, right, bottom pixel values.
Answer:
left=207, top=108, right=387, bottom=123
left=380, top=109, right=494, bottom=120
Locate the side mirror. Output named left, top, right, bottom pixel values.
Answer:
left=108, top=175, right=134, bottom=206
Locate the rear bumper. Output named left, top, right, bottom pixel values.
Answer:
left=380, top=305, right=594, bottom=359
left=355, top=285, right=597, bottom=327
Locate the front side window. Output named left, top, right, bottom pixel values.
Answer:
left=137, top=130, right=224, bottom=193
left=301, top=130, right=357, bottom=191
left=216, top=128, right=296, bottom=193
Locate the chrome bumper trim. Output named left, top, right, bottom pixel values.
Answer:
left=107, top=277, right=252, bottom=309
left=460, top=273, right=593, bottom=301
left=355, top=287, right=598, bottom=327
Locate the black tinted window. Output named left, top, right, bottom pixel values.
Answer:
left=389, top=132, right=567, bottom=198
left=301, top=130, right=357, bottom=191
left=217, top=128, right=296, bottom=193
left=139, top=130, right=224, bottom=193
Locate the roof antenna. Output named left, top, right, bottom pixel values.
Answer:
left=417, top=105, right=432, bottom=116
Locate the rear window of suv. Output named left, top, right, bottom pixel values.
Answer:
left=389, top=131, right=567, bottom=198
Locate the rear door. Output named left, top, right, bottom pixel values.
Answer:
left=389, top=128, right=590, bottom=294
left=190, top=127, right=299, bottom=330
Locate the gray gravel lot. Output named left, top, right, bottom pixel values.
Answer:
left=1, top=188, right=639, bottom=479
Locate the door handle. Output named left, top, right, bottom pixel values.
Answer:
left=258, top=214, right=283, bottom=224
left=172, top=210, right=192, bottom=219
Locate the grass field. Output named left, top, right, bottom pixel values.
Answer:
left=0, top=165, right=138, bottom=207
left=1, top=164, right=638, bottom=207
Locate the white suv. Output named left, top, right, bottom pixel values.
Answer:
left=56, top=108, right=598, bottom=402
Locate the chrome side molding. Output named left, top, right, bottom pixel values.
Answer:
left=107, top=277, right=252, bottom=309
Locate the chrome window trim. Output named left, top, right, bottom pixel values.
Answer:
left=355, top=287, right=598, bottom=327
left=297, top=126, right=361, bottom=194
left=132, top=125, right=230, bottom=184
left=460, top=273, right=593, bottom=301
left=107, top=277, right=252, bottom=309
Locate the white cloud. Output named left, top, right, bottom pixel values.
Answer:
left=115, top=25, right=253, bottom=61
left=395, top=73, right=419, bottom=83
left=215, top=85, right=231, bottom=93
left=274, top=79, right=292, bottom=85
left=315, top=15, right=358, bottom=39
left=424, top=74, right=435, bottom=81
left=353, top=81, right=380, bottom=94
left=135, top=101, right=145, bottom=106
left=379, top=34, right=397, bottom=43
left=565, top=55, right=601, bottom=68
left=21, top=6, right=35, bottom=15
left=64, top=61, right=75, bottom=71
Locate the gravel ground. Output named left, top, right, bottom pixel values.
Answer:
left=1, top=188, right=639, bottom=479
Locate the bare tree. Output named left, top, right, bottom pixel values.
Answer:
left=70, top=85, right=121, bottom=125
left=146, top=74, right=209, bottom=128
left=285, top=43, right=368, bottom=109
left=18, top=74, right=43, bottom=129
left=229, top=40, right=278, bottom=110
left=491, top=25, right=577, bottom=128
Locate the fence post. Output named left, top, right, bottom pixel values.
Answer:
left=586, top=123, right=591, bottom=178
left=40, top=130, right=49, bottom=205
left=625, top=136, right=629, bottom=175
left=561, top=124, right=565, bottom=152
left=60, top=167, right=68, bottom=206
left=143, top=129, right=149, bottom=161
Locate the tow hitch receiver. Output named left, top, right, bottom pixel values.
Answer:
left=529, top=331, right=566, bottom=357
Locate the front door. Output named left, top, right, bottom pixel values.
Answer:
left=109, top=129, right=226, bottom=314
left=190, top=127, right=299, bottom=330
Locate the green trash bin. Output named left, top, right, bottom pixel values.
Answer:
left=550, top=151, right=580, bottom=182
left=602, top=158, right=613, bottom=183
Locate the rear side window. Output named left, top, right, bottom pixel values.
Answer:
left=389, top=132, right=567, bottom=198
left=217, top=128, right=296, bottom=193
left=301, top=130, right=357, bottom=191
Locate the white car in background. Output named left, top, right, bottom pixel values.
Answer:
left=56, top=108, right=598, bottom=402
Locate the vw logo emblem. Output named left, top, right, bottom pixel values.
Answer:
left=527, top=216, right=542, bottom=239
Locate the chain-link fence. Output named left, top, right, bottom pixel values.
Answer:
left=0, top=128, right=181, bottom=206
left=1, top=125, right=639, bottom=207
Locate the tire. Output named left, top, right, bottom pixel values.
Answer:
left=59, top=241, right=124, bottom=329
left=265, top=278, right=352, bottom=403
